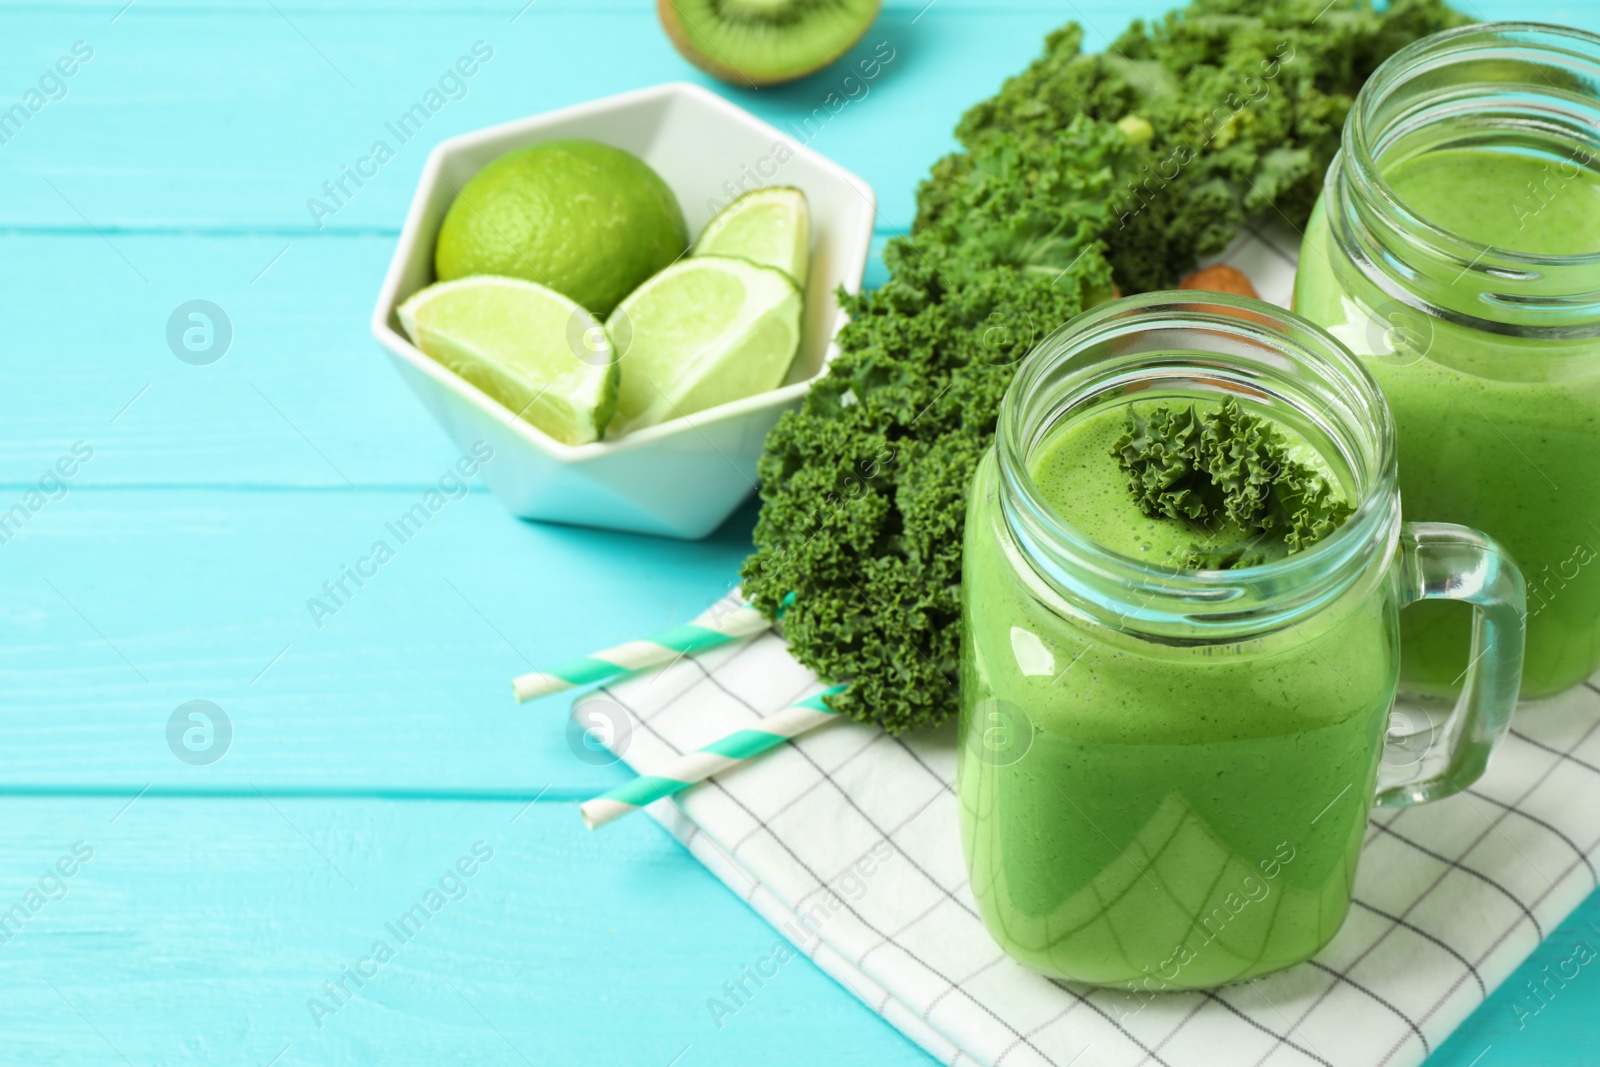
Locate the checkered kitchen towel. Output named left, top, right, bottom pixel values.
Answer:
left=574, top=231, right=1600, bottom=1066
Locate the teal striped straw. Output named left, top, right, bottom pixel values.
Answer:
left=580, top=684, right=849, bottom=829
left=513, top=597, right=783, bottom=703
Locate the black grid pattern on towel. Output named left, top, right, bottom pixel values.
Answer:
left=584, top=623, right=1600, bottom=1067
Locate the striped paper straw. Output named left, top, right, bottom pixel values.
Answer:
left=512, top=601, right=774, bottom=703
left=580, top=684, right=849, bottom=830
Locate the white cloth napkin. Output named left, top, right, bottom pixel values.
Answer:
left=575, top=231, right=1600, bottom=1066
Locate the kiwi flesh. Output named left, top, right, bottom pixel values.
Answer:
left=658, top=0, right=881, bottom=87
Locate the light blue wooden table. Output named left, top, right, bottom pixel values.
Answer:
left=3, top=1, right=1597, bottom=1063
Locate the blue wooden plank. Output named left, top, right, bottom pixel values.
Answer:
left=1, top=791, right=1596, bottom=1067
left=0, top=7, right=1075, bottom=233
left=0, top=796, right=936, bottom=1066
left=0, top=234, right=449, bottom=487
left=0, top=486, right=759, bottom=791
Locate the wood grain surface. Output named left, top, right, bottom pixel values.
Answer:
left=2, top=1, right=1596, bottom=1064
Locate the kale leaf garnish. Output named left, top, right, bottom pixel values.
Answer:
left=1112, top=398, right=1353, bottom=570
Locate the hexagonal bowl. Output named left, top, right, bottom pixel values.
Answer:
left=371, top=82, right=877, bottom=540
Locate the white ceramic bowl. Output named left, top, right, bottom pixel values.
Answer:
left=371, top=82, right=877, bottom=539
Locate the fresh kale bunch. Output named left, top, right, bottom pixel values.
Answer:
left=947, top=0, right=1470, bottom=290
left=1112, top=399, right=1353, bottom=570
left=742, top=0, right=1468, bottom=735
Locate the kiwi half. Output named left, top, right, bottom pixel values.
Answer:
left=658, top=0, right=881, bottom=87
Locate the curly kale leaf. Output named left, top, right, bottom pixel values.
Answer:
left=945, top=0, right=1470, bottom=291
left=743, top=242, right=1111, bottom=734
left=913, top=116, right=1131, bottom=289
left=743, top=0, right=1467, bottom=734
left=1113, top=398, right=1354, bottom=568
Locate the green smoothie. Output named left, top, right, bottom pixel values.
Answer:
left=1296, top=147, right=1600, bottom=699
left=960, top=397, right=1396, bottom=989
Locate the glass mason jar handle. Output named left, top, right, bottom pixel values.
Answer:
left=1377, top=522, right=1526, bottom=807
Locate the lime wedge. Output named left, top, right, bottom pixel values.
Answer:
left=692, top=187, right=811, bottom=284
left=398, top=276, right=618, bottom=446
left=608, top=256, right=803, bottom=436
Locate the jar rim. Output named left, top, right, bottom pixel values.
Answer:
left=1344, top=19, right=1600, bottom=275
left=1334, top=21, right=1600, bottom=332
left=995, top=292, right=1398, bottom=636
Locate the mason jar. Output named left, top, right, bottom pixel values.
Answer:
left=1295, top=22, right=1600, bottom=700
left=959, top=293, right=1524, bottom=989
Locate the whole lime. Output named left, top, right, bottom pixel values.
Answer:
left=434, top=140, right=688, bottom=316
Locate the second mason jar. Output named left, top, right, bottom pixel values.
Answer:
left=1296, top=21, right=1600, bottom=700
left=959, top=293, right=1524, bottom=988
